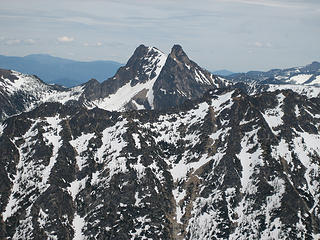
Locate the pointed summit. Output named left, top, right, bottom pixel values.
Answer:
left=80, top=45, right=167, bottom=110
left=152, top=44, right=227, bottom=110
left=126, top=44, right=149, bottom=66
left=169, top=44, right=190, bottom=64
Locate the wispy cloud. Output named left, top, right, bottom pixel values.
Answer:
left=24, top=39, right=36, bottom=45
left=0, top=37, right=37, bottom=46
left=219, top=0, right=310, bottom=9
left=0, top=0, right=319, bottom=71
left=57, top=36, right=74, bottom=43
left=5, top=39, right=21, bottom=45
left=250, top=41, right=273, bottom=48
left=83, top=42, right=103, bottom=47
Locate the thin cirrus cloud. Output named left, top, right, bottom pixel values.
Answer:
left=250, top=41, right=273, bottom=48
left=57, top=36, right=75, bottom=43
left=4, top=39, right=21, bottom=45
left=24, top=39, right=36, bottom=45
left=0, top=38, right=36, bottom=46
left=219, top=0, right=314, bottom=9
left=83, top=42, right=103, bottom=47
left=0, top=0, right=319, bottom=71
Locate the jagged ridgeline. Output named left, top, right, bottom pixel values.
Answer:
left=0, top=45, right=227, bottom=122
left=0, top=45, right=320, bottom=239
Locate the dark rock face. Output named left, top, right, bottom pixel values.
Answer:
left=0, top=89, right=319, bottom=239
left=0, top=69, right=18, bottom=82
left=153, top=45, right=226, bottom=110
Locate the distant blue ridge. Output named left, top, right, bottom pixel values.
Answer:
left=212, top=69, right=235, bottom=76
left=0, top=54, right=123, bottom=87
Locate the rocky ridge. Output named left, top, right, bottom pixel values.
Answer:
left=0, top=88, right=319, bottom=239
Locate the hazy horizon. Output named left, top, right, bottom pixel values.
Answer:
left=1, top=0, right=319, bottom=72
left=1, top=51, right=319, bottom=74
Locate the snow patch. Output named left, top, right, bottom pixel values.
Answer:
left=72, top=213, right=86, bottom=240
left=236, top=128, right=264, bottom=193
left=41, top=116, right=63, bottom=189
left=307, top=75, right=320, bottom=85
left=288, top=74, right=312, bottom=84
left=92, top=120, right=128, bottom=185
left=173, top=188, right=186, bottom=224
left=261, top=177, right=286, bottom=239
left=70, top=133, right=95, bottom=171
left=262, top=93, right=285, bottom=133
left=266, top=84, right=320, bottom=98
left=0, top=122, right=6, bottom=137
left=68, top=177, right=88, bottom=201
left=132, top=133, right=141, bottom=149
left=38, top=208, right=49, bottom=229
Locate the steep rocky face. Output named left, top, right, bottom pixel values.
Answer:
left=153, top=45, right=227, bottom=110
left=80, top=45, right=168, bottom=110
left=0, top=88, right=319, bottom=239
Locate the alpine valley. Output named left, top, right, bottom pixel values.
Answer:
left=0, top=45, right=319, bottom=240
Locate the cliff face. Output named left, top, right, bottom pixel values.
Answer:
left=153, top=45, right=226, bottom=110
left=0, top=88, right=319, bottom=239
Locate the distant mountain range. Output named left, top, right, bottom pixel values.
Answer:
left=226, top=61, right=320, bottom=86
left=212, top=69, right=235, bottom=76
left=0, top=54, right=123, bottom=87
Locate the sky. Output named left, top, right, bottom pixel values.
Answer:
left=0, top=0, right=319, bottom=72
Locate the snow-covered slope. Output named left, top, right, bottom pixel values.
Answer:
left=1, top=88, right=319, bottom=239
left=0, top=69, right=84, bottom=121
left=237, top=81, right=320, bottom=98
left=227, top=61, right=320, bottom=86
left=86, top=46, right=168, bottom=111
left=266, top=84, right=320, bottom=98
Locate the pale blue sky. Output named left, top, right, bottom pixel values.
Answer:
left=0, top=0, right=319, bottom=72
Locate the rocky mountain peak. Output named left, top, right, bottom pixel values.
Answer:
left=81, top=79, right=101, bottom=102
left=126, top=44, right=149, bottom=66
left=84, top=78, right=100, bottom=87
left=77, top=43, right=228, bottom=112
left=79, top=45, right=167, bottom=110
left=0, top=69, right=18, bottom=82
left=169, top=44, right=190, bottom=65
left=305, top=61, right=320, bottom=72
left=152, top=45, right=228, bottom=110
